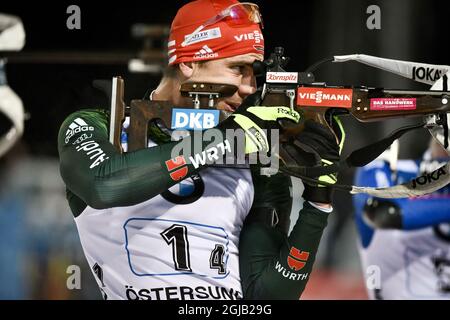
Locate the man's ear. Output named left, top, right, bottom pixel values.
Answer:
left=178, top=61, right=195, bottom=78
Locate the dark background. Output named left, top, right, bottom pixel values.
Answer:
left=2, top=0, right=447, bottom=157
left=0, top=0, right=449, bottom=300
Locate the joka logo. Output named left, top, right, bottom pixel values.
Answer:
left=65, top=117, right=94, bottom=143
left=194, top=45, right=218, bottom=59
left=165, top=156, right=188, bottom=181
left=287, top=247, right=310, bottom=271
left=412, top=167, right=447, bottom=189
left=171, top=108, right=220, bottom=130
left=412, top=66, right=448, bottom=82
left=297, top=87, right=353, bottom=109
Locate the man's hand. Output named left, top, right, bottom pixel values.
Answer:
left=279, top=118, right=345, bottom=204
left=217, top=91, right=300, bottom=154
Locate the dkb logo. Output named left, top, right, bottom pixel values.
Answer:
left=171, top=109, right=220, bottom=130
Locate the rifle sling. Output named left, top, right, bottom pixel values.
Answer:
left=282, top=122, right=425, bottom=179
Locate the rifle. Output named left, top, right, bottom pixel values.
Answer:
left=251, top=47, right=448, bottom=137
left=254, top=47, right=450, bottom=198
left=109, top=77, right=234, bottom=152
left=109, top=47, right=450, bottom=198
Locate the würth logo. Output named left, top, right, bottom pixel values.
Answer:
left=297, top=87, right=353, bottom=109
left=194, top=45, right=218, bottom=60
left=287, top=247, right=310, bottom=271
left=165, top=156, right=188, bottom=181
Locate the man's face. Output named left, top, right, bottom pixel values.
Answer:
left=187, top=53, right=263, bottom=112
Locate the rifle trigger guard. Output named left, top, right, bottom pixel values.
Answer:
left=286, top=89, right=296, bottom=110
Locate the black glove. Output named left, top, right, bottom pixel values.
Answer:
left=280, top=118, right=344, bottom=203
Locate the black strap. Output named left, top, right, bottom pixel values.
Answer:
left=345, top=122, right=424, bottom=167
left=279, top=166, right=353, bottom=191
left=442, top=75, right=449, bottom=149
left=282, top=122, right=424, bottom=179
left=443, top=113, right=449, bottom=149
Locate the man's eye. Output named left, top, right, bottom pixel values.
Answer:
left=231, top=65, right=245, bottom=73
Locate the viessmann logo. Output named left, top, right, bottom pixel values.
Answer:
left=234, top=30, right=263, bottom=43
left=297, top=87, right=353, bottom=108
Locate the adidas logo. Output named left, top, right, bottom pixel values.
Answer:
left=65, top=118, right=94, bottom=143
left=193, top=45, right=218, bottom=60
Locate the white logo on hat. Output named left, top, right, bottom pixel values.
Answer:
left=65, top=118, right=94, bottom=143
left=194, top=45, right=218, bottom=59
left=184, top=27, right=222, bottom=46
left=234, top=30, right=264, bottom=43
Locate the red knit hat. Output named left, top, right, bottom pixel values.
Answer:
left=168, top=0, right=264, bottom=65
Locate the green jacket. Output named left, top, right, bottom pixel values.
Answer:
left=58, top=108, right=330, bottom=299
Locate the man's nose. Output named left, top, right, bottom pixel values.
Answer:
left=237, top=77, right=257, bottom=99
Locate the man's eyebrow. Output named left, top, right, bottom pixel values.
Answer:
left=227, top=53, right=263, bottom=63
left=227, top=58, right=256, bottom=65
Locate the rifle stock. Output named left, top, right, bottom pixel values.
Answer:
left=266, top=86, right=450, bottom=129
left=106, top=48, right=450, bottom=199
left=109, top=76, right=125, bottom=153
left=109, top=80, right=235, bottom=152
left=350, top=88, right=450, bottom=121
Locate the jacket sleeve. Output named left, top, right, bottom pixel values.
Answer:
left=400, top=197, right=450, bottom=230
left=239, top=171, right=330, bottom=299
left=57, top=109, right=216, bottom=210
